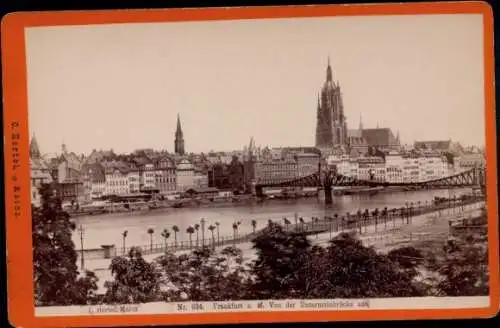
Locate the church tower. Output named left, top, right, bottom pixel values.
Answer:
left=174, top=113, right=185, bottom=155
left=315, top=58, right=348, bottom=150
left=30, top=134, right=41, bottom=159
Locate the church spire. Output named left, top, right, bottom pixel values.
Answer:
left=326, top=56, right=333, bottom=82
left=359, top=113, right=364, bottom=131
left=174, top=113, right=185, bottom=155
left=175, top=113, right=183, bottom=138
left=30, top=133, right=41, bottom=159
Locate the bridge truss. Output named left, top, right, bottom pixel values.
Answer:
left=256, top=167, right=485, bottom=190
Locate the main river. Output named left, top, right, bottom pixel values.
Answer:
left=73, top=188, right=469, bottom=250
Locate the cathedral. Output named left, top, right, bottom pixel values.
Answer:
left=314, top=59, right=401, bottom=156
left=315, top=58, right=348, bottom=152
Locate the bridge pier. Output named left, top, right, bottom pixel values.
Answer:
left=324, top=185, right=333, bottom=204
left=255, top=185, right=264, bottom=198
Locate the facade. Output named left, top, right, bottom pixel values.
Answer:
left=81, top=163, right=106, bottom=199
left=102, top=162, right=130, bottom=195
left=315, top=59, right=348, bottom=150
left=174, top=114, right=185, bottom=156
left=128, top=170, right=141, bottom=194
left=295, top=152, right=320, bottom=177
left=176, top=159, right=196, bottom=191
left=357, top=157, right=385, bottom=181
left=56, top=144, right=86, bottom=204
left=254, top=159, right=298, bottom=185
left=418, top=156, right=449, bottom=181
left=29, top=135, right=53, bottom=207
left=154, top=156, right=177, bottom=194
left=456, top=153, right=485, bottom=172
left=193, top=171, right=209, bottom=188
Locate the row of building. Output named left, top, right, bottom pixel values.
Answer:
left=30, top=137, right=210, bottom=206
left=30, top=132, right=484, bottom=207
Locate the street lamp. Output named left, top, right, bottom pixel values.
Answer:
left=77, top=225, right=85, bottom=270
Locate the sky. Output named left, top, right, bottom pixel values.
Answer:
left=25, top=13, right=485, bottom=155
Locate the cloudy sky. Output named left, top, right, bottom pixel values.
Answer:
left=25, top=13, right=485, bottom=155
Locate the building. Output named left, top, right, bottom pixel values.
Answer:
left=153, top=156, right=177, bottom=194
left=56, top=143, right=86, bottom=204
left=81, top=163, right=106, bottom=199
left=418, top=156, right=449, bottom=181
left=184, top=187, right=219, bottom=199
left=193, top=171, right=209, bottom=189
left=315, top=58, right=348, bottom=150
left=174, top=113, right=185, bottom=156
left=254, top=158, right=298, bottom=185
left=357, top=156, right=386, bottom=181
left=456, top=153, right=485, bottom=172
left=176, top=159, right=196, bottom=191
left=102, top=161, right=130, bottom=196
left=29, top=135, right=53, bottom=207
left=295, top=152, right=321, bottom=177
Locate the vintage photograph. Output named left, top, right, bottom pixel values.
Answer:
left=25, top=12, right=490, bottom=315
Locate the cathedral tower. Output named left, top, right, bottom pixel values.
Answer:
left=174, top=113, right=185, bottom=155
left=315, top=58, right=348, bottom=149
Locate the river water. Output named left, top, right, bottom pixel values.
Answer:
left=73, top=188, right=469, bottom=250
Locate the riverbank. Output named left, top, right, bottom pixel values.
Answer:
left=68, top=186, right=474, bottom=219
left=78, top=200, right=484, bottom=295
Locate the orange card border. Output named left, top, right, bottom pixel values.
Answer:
left=2, top=2, right=498, bottom=327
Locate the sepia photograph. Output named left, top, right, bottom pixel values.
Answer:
left=16, top=6, right=494, bottom=319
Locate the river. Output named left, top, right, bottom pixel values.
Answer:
left=73, top=188, right=470, bottom=250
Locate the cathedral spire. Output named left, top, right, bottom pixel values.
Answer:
left=359, top=113, right=364, bottom=131
left=174, top=113, right=185, bottom=155
left=30, top=133, right=41, bottom=159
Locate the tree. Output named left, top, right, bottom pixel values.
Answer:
left=161, top=229, right=170, bottom=252
left=309, top=233, right=425, bottom=298
left=172, top=225, right=179, bottom=249
left=186, top=226, right=195, bottom=248
left=122, top=230, right=128, bottom=254
left=158, top=247, right=250, bottom=302
left=104, top=247, right=162, bottom=304
left=436, top=236, right=489, bottom=296
left=283, top=218, right=291, bottom=232
left=388, top=246, right=424, bottom=280
left=33, top=183, right=98, bottom=306
left=208, top=225, right=216, bottom=249
left=215, top=222, right=220, bottom=245
left=147, top=228, right=155, bottom=251
left=251, top=220, right=257, bottom=234
left=250, top=222, right=312, bottom=299
left=194, top=224, right=200, bottom=247
left=232, top=222, right=238, bottom=246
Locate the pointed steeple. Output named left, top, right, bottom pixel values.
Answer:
left=175, top=113, right=183, bottom=138
left=30, top=133, right=41, bottom=159
left=174, top=113, right=185, bottom=156
left=359, top=113, right=364, bottom=131
left=326, top=56, right=333, bottom=82
left=396, top=130, right=401, bottom=144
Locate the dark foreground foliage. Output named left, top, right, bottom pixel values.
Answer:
left=33, top=184, right=98, bottom=306
left=34, top=187, right=489, bottom=305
